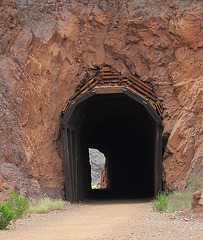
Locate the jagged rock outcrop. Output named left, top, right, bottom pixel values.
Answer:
left=100, top=158, right=109, bottom=189
left=0, top=0, right=202, bottom=199
left=191, top=189, right=203, bottom=215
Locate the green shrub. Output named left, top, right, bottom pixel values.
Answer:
left=5, top=190, right=29, bottom=222
left=153, top=192, right=168, bottom=212
left=0, top=204, right=13, bottom=230
left=29, top=198, right=67, bottom=214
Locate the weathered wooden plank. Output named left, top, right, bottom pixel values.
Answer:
left=129, top=74, right=153, bottom=91
left=100, top=67, right=112, bottom=71
left=72, top=130, right=77, bottom=202
left=157, top=103, right=163, bottom=114
left=101, top=73, right=120, bottom=76
left=78, top=78, right=96, bottom=92
left=126, top=86, right=149, bottom=102
left=70, top=91, right=81, bottom=101
left=61, top=100, right=70, bottom=115
left=127, top=76, right=154, bottom=95
left=155, top=103, right=162, bottom=116
left=100, top=80, right=120, bottom=84
left=149, top=100, right=157, bottom=111
left=95, top=86, right=124, bottom=94
left=68, top=129, right=75, bottom=202
left=102, top=75, right=120, bottom=79
left=80, top=81, right=98, bottom=96
left=75, top=133, right=80, bottom=202
left=154, top=124, right=162, bottom=196
left=126, top=80, right=157, bottom=101
left=62, top=128, right=73, bottom=202
left=62, top=66, right=162, bottom=118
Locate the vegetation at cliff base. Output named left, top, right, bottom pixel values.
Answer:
left=153, top=178, right=203, bottom=212
left=29, top=197, right=68, bottom=214
left=0, top=204, right=13, bottom=230
left=153, top=192, right=168, bottom=212
left=0, top=191, right=69, bottom=229
left=0, top=190, right=29, bottom=230
left=6, top=190, right=29, bottom=221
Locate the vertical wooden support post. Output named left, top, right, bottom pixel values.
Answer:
left=154, top=122, right=162, bottom=197
left=72, top=130, right=78, bottom=202
left=62, top=128, right=73, bottom=202
left=75, top=132, right=79, bottom=202
left=62, top=129, right=80, bottom=202
left=69, top=129, right=78, bottom=202
left=77, top=134, right=82, bottom=200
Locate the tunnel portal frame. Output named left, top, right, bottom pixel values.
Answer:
left=61, top=86, right=162, bottom=202
left=61, top=66, right=162, bottom=202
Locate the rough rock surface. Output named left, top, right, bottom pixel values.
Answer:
left=191, top=189, right=203, bottom=215
left=100, top=158, right=109, bottom=189
left=0, top=0, right=202, bottom=198
left=89, top=148, right=105, bottom=188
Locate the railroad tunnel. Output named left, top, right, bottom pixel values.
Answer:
left=61, top=66, right=162, bottom=202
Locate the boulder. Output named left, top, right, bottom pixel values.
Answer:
left=191, top=189, right=203, bottom=215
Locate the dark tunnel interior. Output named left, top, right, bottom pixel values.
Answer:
left=80, top=94, right=156, bottom=199
left=61, top=91, right=162, bottom=202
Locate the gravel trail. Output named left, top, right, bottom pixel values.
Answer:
left=0, top=200, right=202, bottom=240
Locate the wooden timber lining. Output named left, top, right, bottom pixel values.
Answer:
left=62, top=66, right=163, bottom=116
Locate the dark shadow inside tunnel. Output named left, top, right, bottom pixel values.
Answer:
left=61, top=89, right=162, bottom=202
left=84, top=94, right=155, bottom=199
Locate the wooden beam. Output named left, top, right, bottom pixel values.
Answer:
left=127, top=76, right=154, bottom=95
left=95, top=86, right=124, bottom=94
left=126, top=80, right=157, bottom=101
left=62, top=128, right=73, bottom=202
left=101, top=72, right=120, bottom=76
left=102, top=75, right=120, bottom=79
left=129, top=74, right=153, bottom=91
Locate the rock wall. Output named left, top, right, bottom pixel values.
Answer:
left=89, top=148, right=105, bottom=188
left=0, top=0, right=202, bottom=199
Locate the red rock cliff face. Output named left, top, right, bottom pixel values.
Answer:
left=0, top=0, right=202, bottom=199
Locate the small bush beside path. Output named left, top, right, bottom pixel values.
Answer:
left=0, top=190, right=69, bottom=230
left=0, top=190, right=29, bottom=230
left=29, top=198, right=68, bottom=214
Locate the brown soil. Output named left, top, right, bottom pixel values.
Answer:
left=0, top=200, right=202, bottom=240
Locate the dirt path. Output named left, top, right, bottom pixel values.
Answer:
left=0, top=200, right=202, bottom=240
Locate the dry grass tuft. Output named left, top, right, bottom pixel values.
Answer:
left=29, top=198, right=69, bottom=214
left=154, top=177, right=203, bottom=212
left=166, top=177, right=203, bottom=212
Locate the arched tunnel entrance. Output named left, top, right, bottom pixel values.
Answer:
left=61, top=66, right=162, bottom=202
